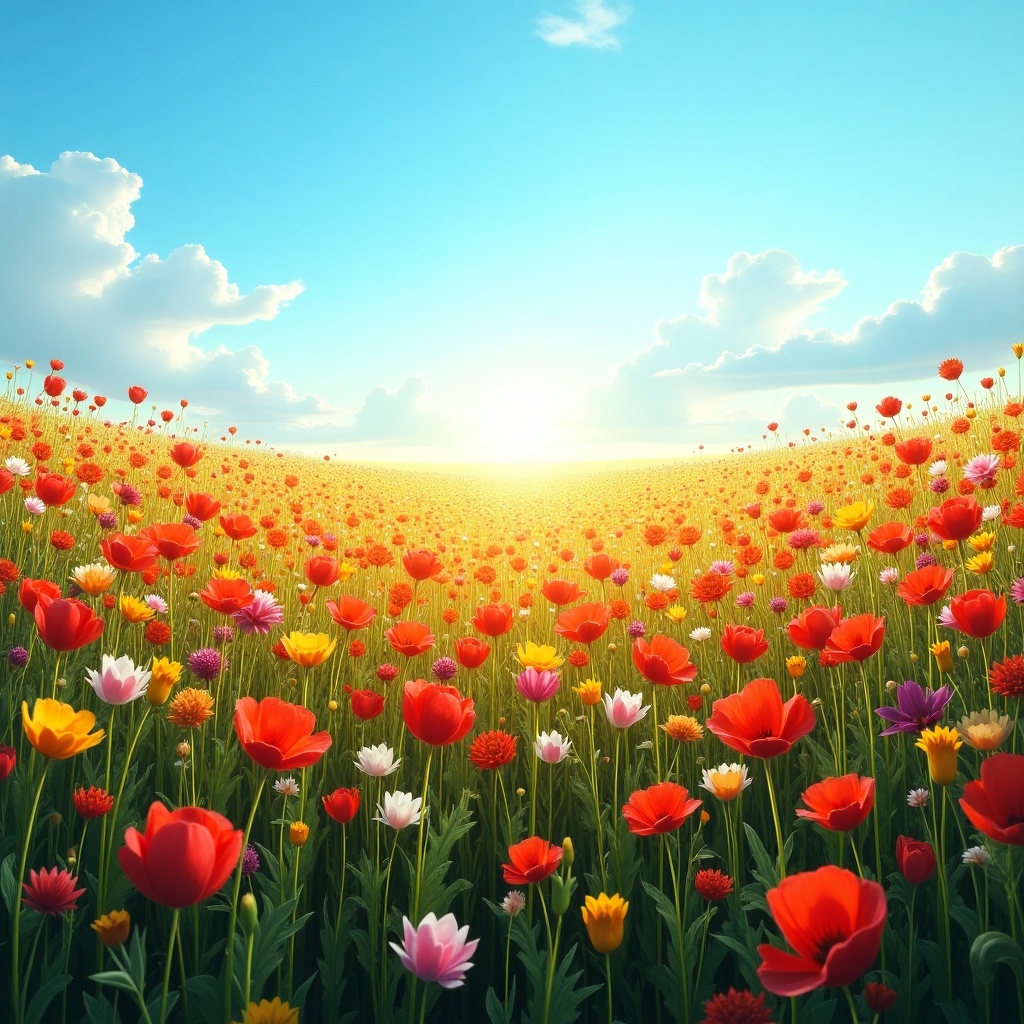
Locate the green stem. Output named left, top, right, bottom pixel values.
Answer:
left=763, top=761, right=786, bottom=879
left=159, top=909, right=180, bottom=1024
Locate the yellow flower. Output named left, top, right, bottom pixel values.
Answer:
left=581, top=893, right=628, bottom=954
left=751, top=573, right=766, bottom=587
left=525, top=578, right=537, bottom=590
left=941, top=539, right=958, bottom=551
left=915, top=726, right=962, bottom=786
left=969, top=532, right=996, bottom=552
left=21, top=521, right=33, bottom=533
left=572, top=679, right=603, bottom=706
left=660, top=715, right=704, bottom=743
left=785, top=655, right=806, bottom=679
left=167, top=688, right=215, bottom=729
left=819, top=543, right=859, bottom=564
left=957, top=709, right=1013, bottom=751
left=87, top=494, right=112, bottom=516
left=965, top=552, right=995, bottom=575
left=336, top=561, right=358, bottom=582
left=517, top=641, right=564, bottom=672
left=91, top=910, right=130, bottom=947
left=832, top=501, right=874, bottom=532
left=147, top=657, right=182, bottom=706
left=70, top=563, right=117, bottom=596
left=127, top=509, right=145, bottom=525
left=280, top=631, right=336, bottom=668
left=664, top=605, right=688, bottom=623
left=212, top=567, right=245, bottom=580
left=25, top=359, right=34, bottom=368
left=119, top=594, right=155, bottom=623
left=1014, top=342, right=1024, bottom=360
left=700, top=762, right=752, bottom=802
left=22, top=698, right=105, bottom=760
left=289, top=821, right=309, bottom=847
left=62, top=458, right=76, bottom=473
left=930, top=641, right=954, bottom=674
left=238, top=998, right=300, bottom=1024
left=659, top=561, right=675, bottom=575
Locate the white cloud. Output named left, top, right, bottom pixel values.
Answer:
left=537, top=0, right=630, bottom=49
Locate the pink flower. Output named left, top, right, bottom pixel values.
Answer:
left=962, top=454, right=1000, bottom=487
left=602, top=688, right=650, bottom=729
left=85, top=654, right=151, bottom=705
left=516, top=667, right=560, bottom=703
left=22, top=866, right=85, bottom=915
left=390, top=912, right=479, bottom=989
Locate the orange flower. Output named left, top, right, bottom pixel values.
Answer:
left=786, top=603, right=842, bottom=651
left=897, top=565, right=954, bottom=607
left=554, top=602, right=611, bottom=645
left=541, top=579, right=584, bottom=606
left=937, top=357, right=964, bottom=381
left=454, top=636, right=490, bottom=669
left=219, top=513, right=258, bottom=541
left=583, top=552, right=619, bottom=581
left=866, top=521, right=913, bottom=554
left=706, top=677, right=816, bottom=759
left=402, top=549, right=443, bottom=581
left=402, top=678, right=475, bottom=746
left=472, top=603, right=514, bottom=638
left=233, top=696, right=332, bottom=770
left=167, top=688, right=215, bottom=729
left=632, top=634, right=697, bottom=686
left=139, top=523, right=200, bottom=562
left=101, top=533, right=159, bottom=573
left=688, top=571, right=733, bottom=604
left=199, top=577, right=254, bottom=615
left=305, top=555, right=340, bottom=588
left=502, top=837, right=562, bottom=884
left=796, top=774, right=875, bottom=832
left=384, top=620, right=436, bottom=657
left=622, top=781, right=702, bottom=835
left=326, top=595, right=377, bottom=631
left=820, top=613, right=886, bottom=665
left=926, top=496, right=982, bottom=542
left=893, top=436, right=933, bottom=465
left=767, top=509, right=807, bottom=534
left=786, top=573, right=816, bottom=599
left=721, top=623, right=769, bottom=665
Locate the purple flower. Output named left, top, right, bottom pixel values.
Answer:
left=626, top=620, right=646, bottom=638
left=432, top=656, right=458, bottom=681
left=182, top=514, right=202, bottom=529
left=962, top=454, right=1000, bottom=486
left=241, top=844, right=260, bottom=876
left=875, top=680, right=953, bottom=736
left=213, top=625, right=235, bottom=644
left=914, top=532, right=931, bottom=548
left=806, top=500, right=825, bottom=516
left=118, top=484, right=142, bottom=507
left=610, top=568, right=630, bottom=587
left=97, top=512, right=117, bottom=530
left=929, top=477, right=950, bottom=494
left=915, top=553, right=938, bottom=570
left=8, top=646, right=29, bottom=668
left=768, top=597, right=788, bottom=614
left=1011, top=578, right=1024, bottom=606
left=188, top=648, right=223, bottom=681
left=305, top=534, right=321, bottom=548
left=735, top=591, right=755, bottom=608
left=232, top=590, right=284, bottom=635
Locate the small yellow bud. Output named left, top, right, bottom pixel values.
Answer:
left=958, top=646, right=970, bottom=659
left=699, top=683, right=711, bottom=695
left=909, top=653, right=918, bottom=663
left=562, top=837, right=575, bottom=867
left=328, top=699, right=338, bottom=712
left=700, top=810, right=711, bottom=824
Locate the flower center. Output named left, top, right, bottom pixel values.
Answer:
left=815, top=929, right=847, bottom=964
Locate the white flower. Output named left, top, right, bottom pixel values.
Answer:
left=355, top=742, right=401, bottom=777
left=689, top=627, right=712, bottom=642
left=274, top=776, right=300, bottom=797
left=818, top=562, right=854, bottom=591
left=962, top=846, right=989, bottom=866
left=145, top=594, right=168, bottom=614
left=928, top=459, right=947, bottom=477
left=878, top=567, right=899, bottom=585
left=373, top=791, right=422, bottom=830
left=534, top=730, right=572, bottom=764
left=907, top=788, right=930, bottom=808
left=649, top=574, right=676, bottom=593
left=501, top=890, right=526, bottom=916
left=24, top=497, right=46, bottom=516
left=602, top=688, right=650, bottom=729
left=85, top=654, right=151, bottom=705
left=982, top=504, right=1002, bottom=522
left=5, top=456, right=30, bottom=476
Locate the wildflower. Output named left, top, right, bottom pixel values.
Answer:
left=721, top=623, right=769, bottom=664
left=572, top=679, right=603, bottom=705
left=274, top=776, right=301, bottom=798
left=325, top=595, right=377, bottom=631
left=796, top=774, right=875, bottom=832
left=322, top=787, right=361, bottom=824
left=373, top=791, right=422, bottom=830
left=454, top=636, right=490, bottom=668
left=85, top=654, right=151, bottom=705
left=632, top=634, right=697, bottom=685
left=701, top=989, right=774, bottom=1024
left=91, top=909, right=131, bottom=947
left=787, top=604, right=843, bottom=651
left=534, top=730, right=572, bottom=764
left=957, top=709, right=1013, bottom=750
left=662, top=715, right=704, bottom=743
left=821, top=613, right=886, bottom=665
left=501, top=890, right=526, bottom=916
left=8, top=646, right=29, bottom=668
left=355, top=743, right=401, bottom=776
left=22, top=698, right=105, bottom=759
left=147, top=657, right=182, bottom=706
left=516, top=667, right=561, bottom=702
left=757, top=867, right=886, bottom=996
left=930, top=641, right=954, bottom=673
left=962, top=846, right=989, bottom=866
left=832, top=501, right=874, bottom=531
left=231, top=590, right=284, bottom=635
left=0, top=745, right=16, bottom=780
left=581, top=893, right=629, bottom=953
left=289, top=822, right=309, bottom=846
left=960, top=752, right=1024, bottom=845
left=927, top=495, right=983, bottom=541
left=875, top=679, right=952, bottom=736
left=555, top=602, right=611, bottom=644
left=700, top=763, right=752, bottom=802
left=785, top=655, right=806, bottom=679
left=468, top=730, right=518, bottom=770
left=916, top=726, right=962, bottom=786
left=962, top=454, right=1000, bottom=487
left=706, top=677, right=815, bottom=759
left=650, top=573, right=676, bottom=592
left=689, top=626, right=712, bottom=642
left=817, top=563, right=854, bottom=591
left=735, top=591, right=755, bottom=608
left=516, top=641, right=564, bottom=671
left=188, top=648, right=223, bottom=681
left=602, top=688, right=650, bottom=729
left=390, top=912, right=479, bottom=989
left=22, top=866, right=86, bottom=915
left=402, top=678, right=475, bottom=746
left=472, top=603, right=515, bottom=637
left=896, top=835, right=936, bottom=883
left=241, top=845, right=261, bottom=876
left=664, top=605, right=687, bottom=623
left=280, top=631, right=336, bottom=668
left=989, top=655, right=1024, bottom=698
left=694, top=869, right=733, bottom=901
left=502, top=837, right=562, bottom=884
left=73, top=786, right=114, bottom=819
left=71, top=563, right=117, bottom=596
left=385, top=620, right=436, bottom=657
left=234, top=696, right=332, bottom=770
left=610, top=568, right=629, bottom=586
left=238, top=998, right=299, bottom=1024
left=622, top=781, right=701, bottom=836
left=627, top=620, right=646, bottom=638
left=34, top=596, right=105, bottom=652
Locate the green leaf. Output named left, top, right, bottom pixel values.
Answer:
left=182, top=975, right=224, bottom=1024
left=89, top=970, right=140, bottom=995
left=970, top=930, right=1024, bottom=985
left=82, top=991, right=124, bottom=1024
left=25, top=970, right=71, bottom=1024
left=743, top=822, right=779, bottom=889
left=0, top=852, right=17, bottom=917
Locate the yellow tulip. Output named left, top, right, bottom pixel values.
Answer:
left=22, top=699, right=105, bottom=759
left=280, top=631, right=336, bottom=668
left=516, top=641, right=564, bottom=672
left=581, top=893, right=628, bottom=953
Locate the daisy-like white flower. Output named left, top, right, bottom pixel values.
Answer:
left=501, top=890, right=526, bottom=916
left=907, top=788, right=930, bottom=808
left=649, top=574, right=676, bottom=593
left=878, top=567, right=899, bottom=585
left=355, top=742, right=401, bottom=777
left=24, top=497, right=46, bottom=516
left=373, top=791, right=422, bottom=830
left=982, top=504, right=1002, bottom=522
left=689, top=627, right=712, bottom=643
left=274, top=776, right=300, bottom=797
left=928, top=459, right=947, bottom=477
left=962, top=846, right=989, bottom=867
left=5, top=456, right=30, bottom=476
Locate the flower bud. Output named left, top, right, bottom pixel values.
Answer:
left=562, top=837, right=574, bottom=867
left=240, top=892, right=258, bottom=936
left=289, top=821, right=309, bottom=847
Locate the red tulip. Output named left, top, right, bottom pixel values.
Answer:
left=583, top=553, right=619, bottom=581
left=706, top=677, right=816, bottom=759
left=454, top=636, right=490, bottom=669
left=184, top=492, right=222, bottom=522
left=757, top=866, right=886, bottom=996
left=322, top=787, right=361, bottom=824
left=402, top=678, right=475, bottom=746
left=472, top=603, right=514, bottom=638
left=786, top=604, right=843, bottom=651
left=402, top=549, right=443, bottom=581
left=796, top=774, right=875, bottom=832
left=34, top=471, right=77, bottom=507
left=119, top=801, right=242, bottom=908
left=305, top=555, right=340, bottom=588
left=140, top=523, right=200, bottom=562
left=43, top=374, right=66, bottom=397
left=631, top=634, right=697, bottom=686
left=721, top=623, right=769, bottom=664
left=502, top=837, right=562, bottom=885
left=0, top=745, right=16, bottom=781
left=385, top=620, right=436, bottom=657
left=234, top=696, right=332, bottom=770
left=19, top=577, right=62, bottom=613
left=622, top=781, right=702, bottom=836
left=947, top=589, right=1006, bottom=639
left=894, top=436, right=933, bottom=465
left=199, top=578, right=254, bottom=615
left=820, top=613, right=886, bottom=666
left=926, top=496, right=982, bottom=542
left=541, top=579, right=584, bottom=606
left=34, top=595, right=104, bottom=651
left=959, top=752, right=1024, bottom=846
left=170, top=442, right=204, bottom=468
left=326, top=595, right=377, bottom=632
left=219, top=514, right=258, bottom=541
left=895, top=835, right=936, bottom=883
left=349, top=688, right=385, bottom=721
left=0, top=467, right=14, bottom=495
left=101, top=533, right=159, bottom=573
left=127, top=386, right=148, bottom=404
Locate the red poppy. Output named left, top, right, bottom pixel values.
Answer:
left=895, top=835, right=936, bottom=883
left=866, top=522, right=914, bottom=554
left=820, top=614, right=886, bottom=666
left=198, top=578, right=252, bottom=616
left=959, top=752, right=1024, bottom=846
left=0, top=468, right=14, bottom=496
left=34, top=595, right=105, bottom=651
left=632, top=634, right=697, bottom=686
left=219, top=513, right=258, bottom=541
left=796, top=774, right=875, bottom=832
left=893, top=436, right=933, bottom=465
left=721, top=623, right=769, bottom=664
left=184, top=492, right=222, bottom=522
left=233, top=696, right=332, bottom=770
left=139, top=523, right=200, bottom=562
left=472, top=603, right=515, bottom=638
left=554, top=602, right=611, bottom=645
left=305, top=555, right=340, bottom=588
left=19, top=577, right=62, bottom=613
left=119, top=801, right=243, bottom=908
left=583, top=553, right=620, bottom=581
left=786, top=604, right=843, bottom=651
left=926, top=496, right=982, bottom=542
left=757, top=866, right=886, bottom=996
left=468, top=730, right=517, bottom=770
left=326, top=595, right=377, bottom=631
left=127, top=385, right=148, bottom=404
left=385, top=620, right=436, bottom=657
left=34, top=471, right=77, bottom=507
left=502, top=836, right=562, bottom=885
left=402, top=549, right=443, bottom=581
left=402, top=678, right=475, bottom=746
left=706, top=677, right=816, bottom=759
left=948, top=589, right=1006, bottom=639
left=170, top=442, right=204, bottom=468
left=897, top=565, right=954, bottom=607
left=43, top=374, right=67, bottom=397
left=322, top=787, right=361, bottom=824
left=102, top=533, right=160, bottom=573
left=622, top=781, right=702, bottom=836
left=349, top=688, right=385, bottom=721
left=455, top=636, right=491, bottom=669
left=541, top=579, right=584, bottom=606
left=875, top=396, right=903, bottom=418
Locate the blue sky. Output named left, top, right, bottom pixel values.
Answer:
left=1, top=1, right=1022, bottom=460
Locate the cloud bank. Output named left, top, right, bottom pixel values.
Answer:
left=537, top=1, right=630, bottom=50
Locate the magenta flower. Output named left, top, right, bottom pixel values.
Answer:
left=875, top=679, right=953, bottom=736
left=962, top=454, right=1000, bottom=487
left=22, top=866, right=85, bottom=915
left=231, top=590, right=284, bottom=635
left=516, top=667, right=560, bottom=703
left=390, top=912, right=479, bottom=989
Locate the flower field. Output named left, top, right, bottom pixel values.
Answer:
left=2, top=356, right=1024, bottom=1024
